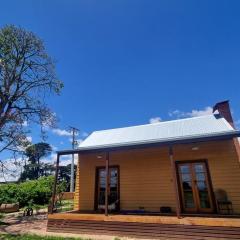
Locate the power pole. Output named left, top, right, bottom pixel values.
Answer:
left=69, top=126, right=79, bottom=192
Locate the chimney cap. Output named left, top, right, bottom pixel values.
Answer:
left=213, top=100, right=230, bottom=113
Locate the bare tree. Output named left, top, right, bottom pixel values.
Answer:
left=0, top=25, right=63, bottom=168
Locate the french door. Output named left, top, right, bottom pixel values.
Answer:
left=95, top=167, right=119, bottom=211
left=177, top=161, right=214, bottom=213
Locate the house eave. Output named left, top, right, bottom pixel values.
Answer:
left=56, top=130, right=240, bottom=156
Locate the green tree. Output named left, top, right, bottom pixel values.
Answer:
left=0, top=25, right=63, bottom=166
left=58, top=164, right=77, bottom=191
left=20, top=142, right=52, bottom=180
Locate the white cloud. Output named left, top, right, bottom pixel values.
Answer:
left=26, top=136, right=32, bottom=142
left=50, top=144, right=58, bottom=151
left=42, top=153, right=77, bottom=166
left=16, top=136, right=32, bottom=152
left=0, top=158, right=24, bottom=182
left=52, top=128, right=72, bottom=137
left=169, top=106, right=213, bottom=119
left=22, top=121, right=28, bottom=127
left=60, top=155, right=78, bottom=166
left=168, top=110, right=182, bottom=118
left=187, top=107, right=213, bottom=117
left=149, top=117, right=162, bottom=124
left=41, top=153, right=57, bottom=164
left=0, top=152, right=78, bottom=182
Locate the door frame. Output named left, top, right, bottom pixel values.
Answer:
left=176, top=159, right=216, bottom=214
left=94, top=165, right=120, bottom=211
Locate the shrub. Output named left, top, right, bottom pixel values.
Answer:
left=0, top=176, right=54, bottom=207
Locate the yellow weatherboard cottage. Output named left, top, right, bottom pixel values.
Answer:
left=47, top=101, right=240, bottom=239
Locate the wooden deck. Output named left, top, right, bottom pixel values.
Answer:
left=47, top=212, right=240, bottom=239
left=48, top=212, right=240, bottom=227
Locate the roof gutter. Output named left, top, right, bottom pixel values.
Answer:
left=56, top=130, right=240, bottom=155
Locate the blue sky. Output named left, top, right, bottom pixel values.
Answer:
left=1, top=1, right=240, bottom=169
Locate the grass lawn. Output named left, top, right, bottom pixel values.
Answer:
left=53, top=199, right=74, bottom=213
left=0, top=234, right=91, bottom=240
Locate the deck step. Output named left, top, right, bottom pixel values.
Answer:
left=47, top=219, right=240, bottom=239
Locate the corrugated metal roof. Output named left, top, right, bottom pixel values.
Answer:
left=77, top=114, right=239, bottom=151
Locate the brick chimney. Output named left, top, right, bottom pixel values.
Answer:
left=213, top=100, right=235, bottom=128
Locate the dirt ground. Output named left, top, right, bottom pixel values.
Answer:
left=0, top=213, right=141, bottom=240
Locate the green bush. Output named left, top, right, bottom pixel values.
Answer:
left=0, top=176, right=54, bottom=207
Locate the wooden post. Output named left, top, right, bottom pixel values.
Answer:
left=169, top=146, right=181, bottom=218
left=50, top=153, right=60, bottom=214
left=105, top=152, right=109, bottom=216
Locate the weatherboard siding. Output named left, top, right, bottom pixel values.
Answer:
left=73, top=157, right=80, bottom=210
left=174, top=139, right=240, bottom=213
left=74, top=139, right=240, bottom=214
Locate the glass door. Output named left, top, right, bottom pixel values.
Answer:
left=178, top=163, right=197, bottom=212
left=193, top=162, right=213, bottom=212
left=96, top=167, right=119, bottom=211
left=177, top=161, right=213, bottom=213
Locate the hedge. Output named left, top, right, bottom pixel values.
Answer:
left=0, top=176, right=54, bottom=207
